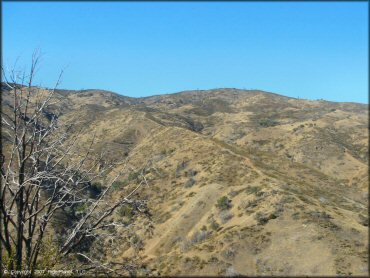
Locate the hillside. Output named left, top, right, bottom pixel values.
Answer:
left=1, top=86, right=368, bottom=276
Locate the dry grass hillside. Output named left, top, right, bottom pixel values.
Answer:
left=1, top=85, right=368, bottom=276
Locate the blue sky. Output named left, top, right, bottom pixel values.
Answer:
left=3, top=2, right=368, bottom=103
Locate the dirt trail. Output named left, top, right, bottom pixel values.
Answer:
left=208, top=137, right=264, bottom=177
left=144, top=183, right=224, bottom=257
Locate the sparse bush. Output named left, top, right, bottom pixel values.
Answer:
left=184, top=178, right=196, bottom=188
left=291, top=212, right=300, bottom=220
left=128, top=170, right=141, bottom=181
left=180, top=238, right=191, bottom=252
left=219, top=211, right=234, bottom=224
left=254, top=211, right=278, bottom=225
left=225, top=266, right=239, bottom=276
left=208, top=256, right=219, bottom=263
left=129, top=233, right=144, bottom=252
left=176, top=161, right=188, bottom=177
left=255, top=212, right=267, bottom=225
left=210, top=220, right=220, bottom=231
left=187, top=169, right=198, bottom=177
left=222, top=247, right=236, bottom=260
left=171, top=236, right=183, bottom=246
left=228, top=191, right=239, bottom=197
left=273, top=202, right=284, bottom=216
left=358, top=214, right=368, bottom=227
left=216, top=196, right=232, bottom=210
left=259, top=118, right=279, bottom=127
left=187, top=191, right=196, bottom=197
left=118, top=204, right=134, bottom=218
left=281, top=195, right=295, bottom=203
left=245, top=186, right=261, bottom=195
left=240, top=199, right=258, bottom=211
left=309, top=211, right=332, bottom=220
left=180, top=230, right=212, bottom=252
left=190, top=230, right=212, bottom=245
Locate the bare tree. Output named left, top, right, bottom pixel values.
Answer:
left=0, top=52, right=150, bottom=275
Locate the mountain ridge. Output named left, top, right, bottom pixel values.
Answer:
left=1, top=83, right=368, bottom=275
left=12, top=83, right=364, bottom=105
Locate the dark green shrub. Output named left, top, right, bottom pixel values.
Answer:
left=187, top=191, right=196, bottom=197
left=259, top=119, right=279, bottom=127
left=216, top=196, right=232, bottom=210
left=210, top=220, right=220, bottom=231
left=255, top=212, right=267, bottom=225
left=89, top=182, right=103, bottom=198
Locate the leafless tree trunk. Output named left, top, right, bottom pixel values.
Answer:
left=0, top=52, right=149, bottom=275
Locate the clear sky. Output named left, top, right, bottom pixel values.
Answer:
left=2, top=1, right=368, bottom=103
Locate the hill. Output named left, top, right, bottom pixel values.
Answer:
left=1, top=85, right=368, bottom=275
